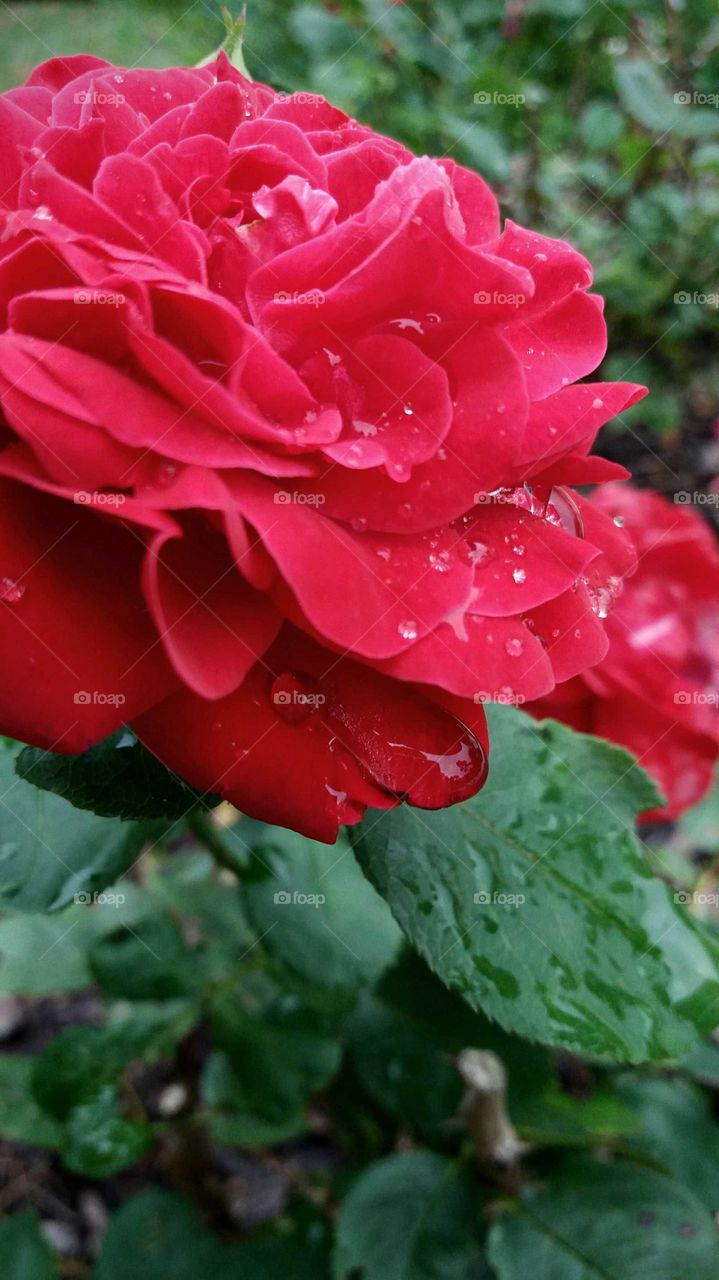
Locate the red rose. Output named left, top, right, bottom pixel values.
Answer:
left=531, top=484, right=719, bottom=820
left=0, top=53, right=642, bottom=840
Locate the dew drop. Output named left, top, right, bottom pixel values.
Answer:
left=505, top=638, right=523, bottom=657
left=513, top=568, right=526, bottom=584
left=613, top=514, right=625, bottom=527
left=398, top=619, right=418, bottom=641
left=32, top=205, right=52, bottom=222
left=467, top=541, right=491, bottom=566
left=429, top=550, right=452, bottom=573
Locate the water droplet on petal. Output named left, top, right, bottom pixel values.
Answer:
left=467, top=541, right=492, bottom=566
left=513, top=568, right=526, bottom=584
left=398, top=619, right=418, bottom=641
left=613, top=514, right=625, bottom=527
left=32, top=205, right=52, bottom=222
left=505, top=638, right=523, bottom=657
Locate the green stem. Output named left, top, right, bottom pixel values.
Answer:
left=188, top=807, right=247, bottom=877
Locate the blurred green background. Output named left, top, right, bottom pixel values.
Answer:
left=1, top=0, right=719, bottom=482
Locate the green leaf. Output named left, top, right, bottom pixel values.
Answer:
left=147, top=849, right=254, bottom=975
left=62, top=1085, right=153, bottom=1179
left=346, top=994, right=464, bottom=1133
left=615, top=1076, right=719, bottom=1213
left=680, top=1037, right=719, bottom=1086
left=678, top=768, right=719, bottom=851
left=94, top=1190, right=226, bottom=1280
left=334, top=1152, right=488, bottom=1280
left=210, top=984, right=342, bottom=1121
left=488, top=1155, right=719, bottom=1279
left=201, top=1053, right=307, bottom=1148
left=241, top=827, right=401, bottom=996
left=88, top=910, right=205, bottom=1000
left=0, top=1057, right=62, bottom=1149
left=17, top=729, right=218, bottom=822
left=32, top=1026, right=133, bottom=1120
left=615, top=59, right=719, bottom=139
left=352, top=707, right=719, bottom=1062
left=0, top=1214, right=58, bottom=1280
left=0, top=742, right=146, bottom=912
left=32, top=1007, right=191, bottom=1120
left=0, top=909, right=95, bottom=993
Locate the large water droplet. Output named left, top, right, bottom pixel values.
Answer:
left=512, top=568, right=526, bottom=584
